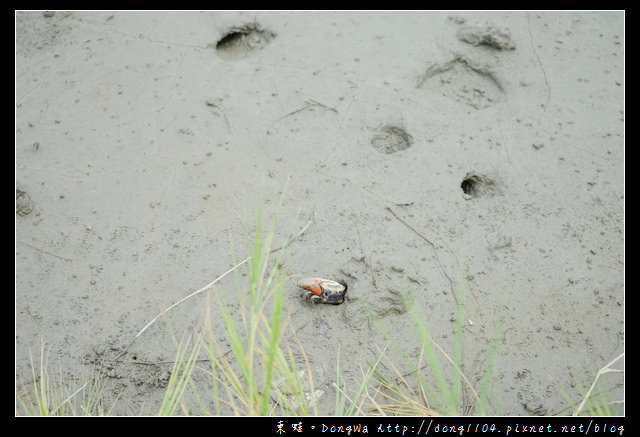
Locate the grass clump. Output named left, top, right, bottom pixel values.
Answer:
left=158, top=332, right=204, bottom=416
left=201, top=206, right=312, bottom=414
left=161, top=198, right=321, bottom=415
left=333, top=346, right=387, bottom=416
left=16, top=342, right=110, bottom=416
left=558, top=353, right=624, bottom=416
left=367, top=273, right=503, bottom=416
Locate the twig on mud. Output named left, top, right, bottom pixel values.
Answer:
left=49, top=381, right=90, bottom=415
left=378, top=337, right=479, bottom=406
left=573, top=352, right=624, bottom=416
left=126, top=358, right=213, bottom=366
left=355, top=226, right=378, bottom=289
left=18, top=241, right=73, bottom=262
left=123, top=348, right=233, bottom=366
left=307, top=99, right=337, bottom=113
left=113, top=217, right=314, bottom=362
left=385, top=206, right=458, bottom=304
left=277, top=99, right=337, bottom=121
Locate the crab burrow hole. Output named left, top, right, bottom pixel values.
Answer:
left=215, top=23, right=275, bottom=60
left=370, top=125, right=413, bottom=154
left=461, top=172, right=499, bottom=198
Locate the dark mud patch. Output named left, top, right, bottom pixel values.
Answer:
left=81, top=344, right=173, bottom=411
left=215, top=22, right=275, bottom=60
left=371, top=125, right=413, bottom=154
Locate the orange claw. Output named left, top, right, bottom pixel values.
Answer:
left=296, top=277, right=324, bottom=296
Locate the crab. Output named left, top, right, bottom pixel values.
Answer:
left=296, top=277, right=348, bottom=305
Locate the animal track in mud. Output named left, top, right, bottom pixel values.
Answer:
left=456, top=22, right=516, bottom=51
left=215, top=22, right=275, bottom=60
left=370, top=125, right=413, bottom=154
left=340, top=256, right=421, bottom=318
left=16, top=188, right=34, bottom=216
left=461, top=172, right=499, bottom=198
left=417, top=55, right=504, bottom=109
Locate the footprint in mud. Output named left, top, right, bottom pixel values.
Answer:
left=16, top=188, right=34, bottom=216
left=215, top=22, right=275, bottom=60
left=417, top=55, right=504, bottom=109
left=313, top=316, right=332, bottom=337
left=456, top=22, right=516, bottom=50
left=339, top=256, right=414, bottom=322
left=370, top=125, right=413, bottom=154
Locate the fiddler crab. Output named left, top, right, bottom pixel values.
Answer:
left=296, top=277, right=348, bottom=305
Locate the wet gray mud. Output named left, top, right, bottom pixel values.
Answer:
left=16, top=11, right=623, bottom=415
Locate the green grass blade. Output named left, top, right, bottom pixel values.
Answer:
left=402, top=291, right=455, bottom=414
left=258, top=276, right=286, bottom=414
left=159, top=333, right=202, bottom=415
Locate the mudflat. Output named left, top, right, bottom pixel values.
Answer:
left=16, top=11, right=624, bottom=415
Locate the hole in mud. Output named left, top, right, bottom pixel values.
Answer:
left=371, top=125, right=413, bottom=154
left=215, top=23, right=275, bottom=60
left=461, top=172, right=497, bottom=198
left=217, top=31, right=244, bottom=48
